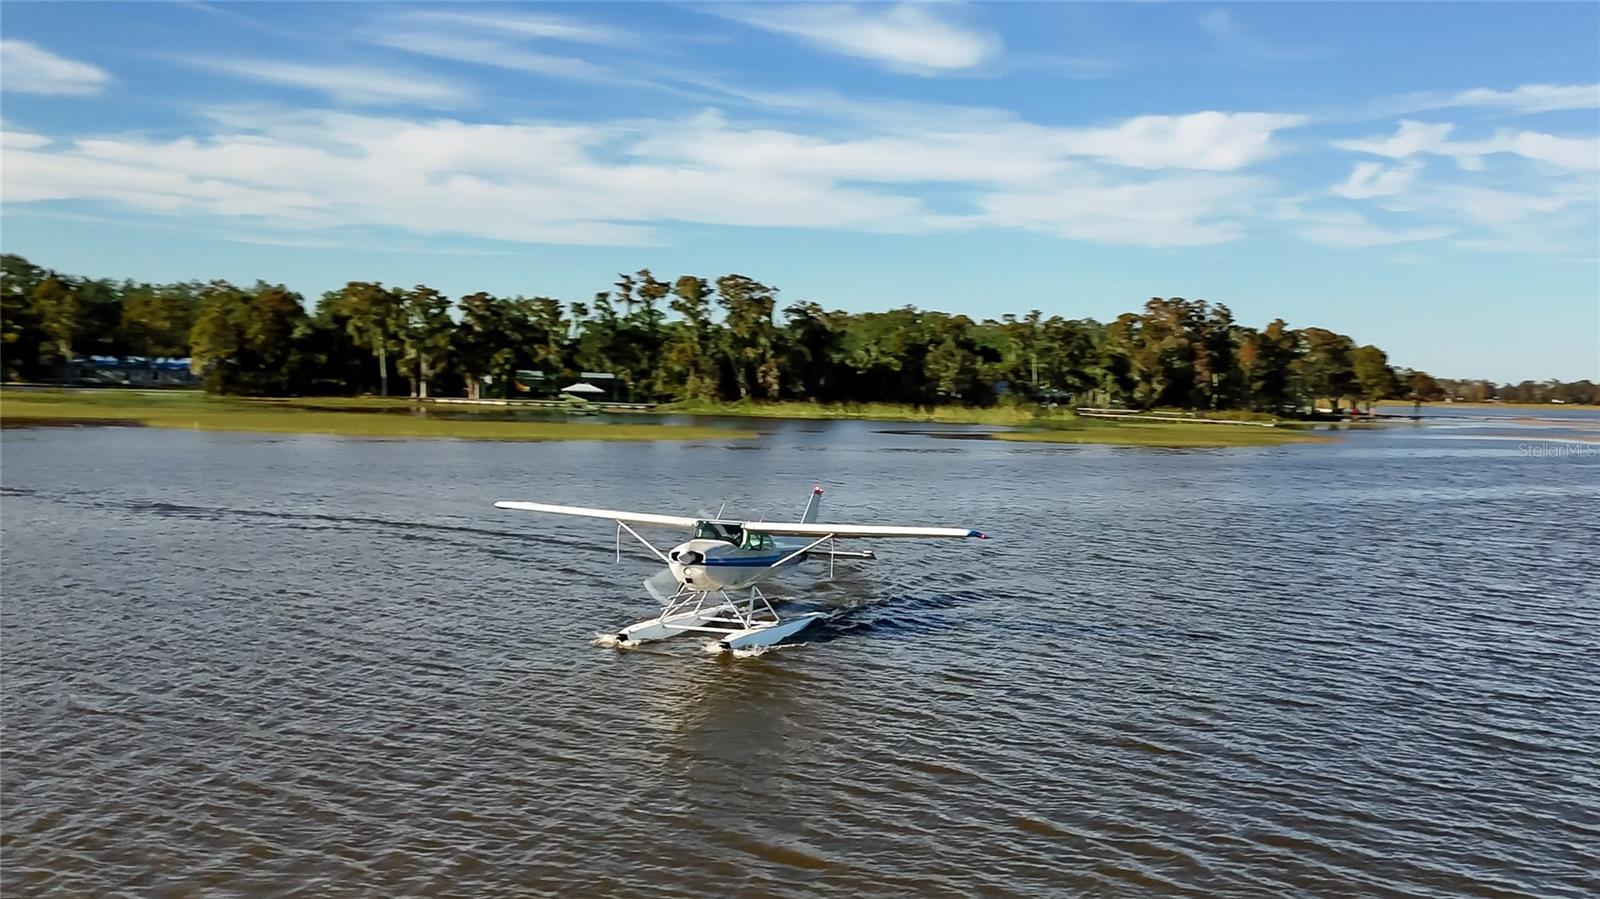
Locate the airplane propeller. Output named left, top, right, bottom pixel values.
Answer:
left=643, top=567, right=680, bottom=603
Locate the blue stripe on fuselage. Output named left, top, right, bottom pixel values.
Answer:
left=700, top=554, right=789, bottom=567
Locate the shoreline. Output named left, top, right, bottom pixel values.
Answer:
left=2, top=389, right=1344, bottom=448
left=1375, top=400, right=1595, bottom=412
left=0, top=389, right=753, bottom=442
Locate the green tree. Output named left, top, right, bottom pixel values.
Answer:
left=1352, top=344, right=1401, bottom=410
left=1407, top=370, right=1443, bottom=403
left=781, top=301, right=848, bottom=402
left=453, top=291, right=502, bottom=399
left=396, top=285, right=452, bottom=398
left=189, top=282, right=309, bottom=394
left=923, top=313, right=989, bottom=403
left=659, top=276, right=719, bottom=400
left=1038, top=316, right=1103, bottom=402
left=1236, top=319, right=1297, bottom=412
left=121, top=284, right=198, bottom=381
left=716, top=274, right=782, bottom=400
left=76, top=279, right=128, bottom=359
left=243, top=283, right=309, bottom=392
left=631, top=269, right=670, bottom=396
left=1, top=254, right=46, bottom=379
left=572, top=291, right=622, bottom=388
left=1291, top=327, right=1357, bottom=412
left=330, top=282, right=401, bottom=396
left=31, top=275, right=83, bottom=378
left=1099, top=313, right=1139, bottom=405
left=1194, top=303, right=1239, bottom=410
left=189, top=282, right=247, bottom=392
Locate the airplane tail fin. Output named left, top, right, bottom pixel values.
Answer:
left=801, top=485, right=823, bottom=524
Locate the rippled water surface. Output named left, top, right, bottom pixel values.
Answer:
left=3, top=415, right=1598, bottom=897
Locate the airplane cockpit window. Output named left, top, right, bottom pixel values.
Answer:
left=741, top=531, right=776, bottom=552
left=693, top=521, right=743, bottom=545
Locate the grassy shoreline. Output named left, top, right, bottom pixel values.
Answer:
left=3, top=389, right=1336, bottom=447
left=1375, top=400, right=1595, bottom=412
left=0, top=389, right=752, bottom=442
left=659, top=398, right=1057, bottom=425
left=997, top=420, right=1329, bottom=447
left=662, top=399, right=1328, bottom=446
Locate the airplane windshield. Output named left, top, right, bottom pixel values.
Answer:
left=693, top=521, right=743, bottom=545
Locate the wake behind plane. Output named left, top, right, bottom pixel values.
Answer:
left=495, top=486, right=988, bottom=652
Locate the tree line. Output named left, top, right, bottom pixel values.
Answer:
left=2, top=254, right=1594, bottom=410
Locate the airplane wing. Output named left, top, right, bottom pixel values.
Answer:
left=743, top=521, right=987, bottom=539
left=494, top=501, right=698, bottom=529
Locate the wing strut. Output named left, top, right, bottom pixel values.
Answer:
left=616, top=521, right=671, bottom=564
left=770, top=533, right=837, bottom=571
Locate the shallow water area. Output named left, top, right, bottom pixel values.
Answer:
left=2, top=411, right=1598, bottom=897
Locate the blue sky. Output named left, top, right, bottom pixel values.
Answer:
left=2, top=2, right=1596, bottom=381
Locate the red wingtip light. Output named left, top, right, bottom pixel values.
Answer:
left=813, top=485, right=824, bottom=494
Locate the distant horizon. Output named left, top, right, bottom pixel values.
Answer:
left=2, top=2, right=1596, bottom=381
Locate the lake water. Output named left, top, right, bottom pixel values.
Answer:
left=3, top=412, right=1598, bottom=897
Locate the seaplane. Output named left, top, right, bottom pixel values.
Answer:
left=495, top=487, right=988, bottom=652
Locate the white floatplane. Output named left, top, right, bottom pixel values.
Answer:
left=495, top=487, right=988, bottom=652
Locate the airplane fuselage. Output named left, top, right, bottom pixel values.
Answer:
left=667, top=529, right=810, bottom=591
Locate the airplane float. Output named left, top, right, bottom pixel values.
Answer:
left=495, top=487, right=988, bottom=652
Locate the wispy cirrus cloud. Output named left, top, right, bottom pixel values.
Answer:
left=1288, top=207, right=1453, bottom=247
left=364, top=32, right=619, bottom=84
left=0, top=39, right=110, bottom=95
left=395, top=10, right=627, bottom=46
left=979, top=174, right=1270, bottom=247
left=707, top=3, right=1000, bottom=75
left=1197, top=9, right=1329, bottom=62
left=1050, top=112, right=1308, bottom=171
left=1380, top=83, right=1600, bottom=117
left=1339, top=119, right=1600, bottom=172
left=1333, top=161, right=1422, bottom=200
left=1439, top=184, right=1593, bottom=226
left=177, top=58, right=470, bottom=108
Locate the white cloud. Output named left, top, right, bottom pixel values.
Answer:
left=0, top=110, right=918, bottom=245
left=709, top=3, right=1000, bottom=74
left=177, top=58, right=470, bottom=108
left=1052, top=112, right=1308, bottom=170
left=0, top=39, right=110, bottom=96
left=1439, top=186, right=1590, bottom=226
left=1338, top=119, right=1600, bottom=172
left=1447, top=84, right=1600, bottom=112
left=397, top=10, right=625, bottom=46
left=1383, top=83, right=1600, bottom=116
left=1480, top=131, right=1600, bottom=172
left=1, top=128, right=51, bottom=150
left=978, top=175, right=1267, bottom=246
left=1334, top=161, right=1422, bottom=199
left=629, top=109, right=1066, bottom=184
left=365, top=32, right=620, bottom=85
left=1, top=103, right=1308, bottom=249
left=1337, top=120, right=1455, bottom=158
left=1293, top=209, right=1452, bottom=247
